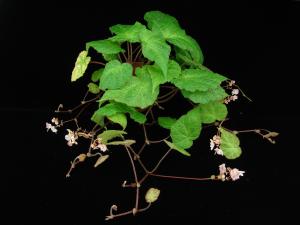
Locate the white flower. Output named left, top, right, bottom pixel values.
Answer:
left=46, top=122, right=58, bottom=133
left=51, top=117, right=60, bottom=125
left=219, top=163, right=227, bottom=175
left=214, top=147, right=223, bottom=156
left=229, top=168, right=245, bottom=181
left=91, top=138, right=108, bottom=152
left=210, top=139, right=215, bottom=150
left=232, top=89, right=239, bottom=95
left=65, top=129, right=78, bottom=146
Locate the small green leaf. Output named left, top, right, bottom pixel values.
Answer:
left=107, top=113, right=127, bottom=130
left=100, top=71, right=159, bottom=109
left=173, top=69, right=227, bottom=92
left=140, top=29, right=171, bottom=76
left=158, top=117, right=176, bottom=129
left=220, top=128, right=242, bottom=159
left=109, top=22, right=146, bottom=43
left=145, top=188, right=160, bottom=203
left=164, top=140, right=191, bottom=156
left=181, top=86, right=228, bottom=104
left=87, top=83, right=100, bottom=94
left=102, top=53, right=118, bottom=61
left=86, top=39, right=124, bottom=54
left=106, top=140, right=136, bottom=146
left=97, top=130, right=127, bottom=144
left=100, top=60, right=133, bottom=90
left=94, top=155, right=109, bottom=168
left=92, top=102, right=146, bottom=125
left=170, top=106, right=202, bottom=149
left=199, top=102, right=228, bottom=124
left=91, top=68, right=104, bottom=82
left=71, top=51, right=91, bottom=82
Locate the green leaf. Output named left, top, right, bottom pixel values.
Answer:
left=140, top=29, right=171, bottom=76
left=107, top=113, right=127, bottom=130
left=181, top=86, right=228, bottom=104
left=86, top=39, right=124, bottom=54
left=100, top=71, right=159, bottom=109
left=92, top=102, right=146, bottom=125
left=169, top=34, right=204, bottom=65
left=199, top=102, right=228, bottom=124
left=97, top=130, right=127, bottom=144
left=87, top=83, right=100, bottom=94
left=164, top=140, right=191, bottom=156
left=158, top=117, right=176, bottom=129
left=109, top=22, right=146, bottom=43
left=99, top=60, right=133, bottom=90
left=219, top=128, right=242, bottom=159
left=91, top=68, right=104, bottom=82
left=173, top=69, right=227, bottom=92
left=71, top=51, right=91, bottom=82
left=170, top=106, right=202, bottom=149
left=144, top=11, right=203, bottom=64
left=106, top=140, right=136, bottom=146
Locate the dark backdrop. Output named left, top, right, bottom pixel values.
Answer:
left=1, top=1, right=299, bottom=224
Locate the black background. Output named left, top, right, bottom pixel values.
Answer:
left=1, top=1, right=299, bottom=224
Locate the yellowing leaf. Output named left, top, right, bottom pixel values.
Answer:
left=145, top=188, right=160, bottom=203
left=71, top=51, right=91, bottom=82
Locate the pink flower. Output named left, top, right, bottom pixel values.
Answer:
left=229, top=168, right=245, bottom=181
left=215, top=148, right=223, bottom=156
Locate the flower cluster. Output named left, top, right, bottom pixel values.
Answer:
left=224, top=88, right=239, bottom=104
left=210, top=135, right=223, bottom=155
left=218, top=163, right=245, bottom=181
left=65, top=129, right=78, bottom=146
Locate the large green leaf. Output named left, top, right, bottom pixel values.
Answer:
left=219, top=128, right=242, bottom=159
left=158, top=117, right=176, bottom=129
left=86, top=39, right=124, bottom=54
left=140, top=29, right=171, bottom=76
left=97, top=130, right=127, bottom=144
left=144, top=11, right=203, bottom=64
left=107, top=113, right=127, bottom=130
left=136, top=60, right=181, bottom=93
left=99, top=60, right=133, bottom=90
left=181, top=86, right=228, bottom=104
left=164, top=140, right=191, bottom=156
left=170, top=106, right=202, bottom=149
left=100, top=71, right=159, bottom=108
left=199, top=102, right=228, bottom=124
left=71, top=51, right=91, bottom=82
left=173, top=69, right=227, bottom=92
left=92, top=102, right=146, bottom=125
left=109, top=22, right=146, bottom=43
